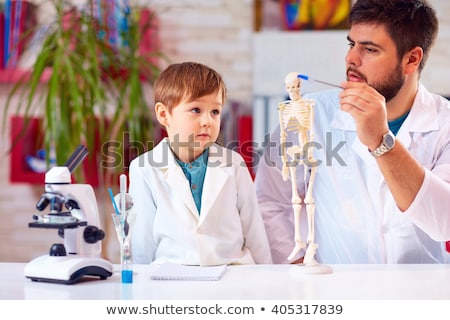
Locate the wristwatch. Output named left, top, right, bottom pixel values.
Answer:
left=370, top=130, right=395, bottom=157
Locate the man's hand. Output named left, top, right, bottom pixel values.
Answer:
left=338, top=81, right=389, bottom=150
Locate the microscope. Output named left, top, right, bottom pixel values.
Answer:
left=24, top=145, right=113, bottom=284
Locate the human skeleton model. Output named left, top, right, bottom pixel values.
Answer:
left=278, top=72, right=318, bottom=265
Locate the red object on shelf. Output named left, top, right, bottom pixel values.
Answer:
left=9, top=116, right=100, bottom=186
left=446, top=241, right=450, bottom=253
left=238, top=115, right=255, bottom=179
left=9, top=116, right=45, bottom=184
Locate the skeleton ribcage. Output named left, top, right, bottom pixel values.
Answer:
left=281, top=103, right=311, bottom=132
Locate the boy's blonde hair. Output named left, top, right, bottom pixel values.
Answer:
left=154, top=62, right=227, bottom=112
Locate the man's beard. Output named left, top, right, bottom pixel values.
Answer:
left=347, top=64, right=405, bottom=102
left=373, top=64, right=405, bottom=102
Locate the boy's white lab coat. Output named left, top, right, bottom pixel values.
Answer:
left=130, top=138, right=272, bottom=266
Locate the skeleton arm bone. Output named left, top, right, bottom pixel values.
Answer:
left=278, top=102, right=289, bottom=181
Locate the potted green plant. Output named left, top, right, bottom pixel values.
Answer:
left=3, top=0, right=164, bottom=184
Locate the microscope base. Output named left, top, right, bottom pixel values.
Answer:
left=24, top=255, right=113, bottom=284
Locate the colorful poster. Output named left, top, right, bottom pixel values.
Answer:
left=281, top=0, right=351, bottom=30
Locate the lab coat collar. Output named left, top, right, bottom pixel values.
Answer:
left=153, top=138, right=229, bottom=219
left=399, top=83, right=439, bottom=133
left=157, top=139, right=199, bottom=217
left=199, top=144, right=231, bottom=221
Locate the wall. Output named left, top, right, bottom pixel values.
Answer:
left=151, top=0, right=254, bottom=110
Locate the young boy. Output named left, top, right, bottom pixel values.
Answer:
left=130, top=62, right=272, bottom=265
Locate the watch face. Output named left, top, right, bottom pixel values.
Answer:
left=370, top=131, right=395, bottom=157
left=384, top=133, right=395, bottom=148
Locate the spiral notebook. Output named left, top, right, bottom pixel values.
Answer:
left=150, top=262, right=227, bottom=281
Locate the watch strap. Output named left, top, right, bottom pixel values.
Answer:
left=370, top=130, right=395, bottom=158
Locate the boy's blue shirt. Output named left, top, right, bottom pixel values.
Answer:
left=175, top=149, right=209, bottom=214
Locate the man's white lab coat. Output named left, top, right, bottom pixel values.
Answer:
left=255, top=85, right=450, bottom=263
left=130, top=138, right=272, bottom=265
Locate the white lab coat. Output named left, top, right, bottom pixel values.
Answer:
left=130, top=138, right=272, bottom=266
left=255, top=84, right=450, bottom=264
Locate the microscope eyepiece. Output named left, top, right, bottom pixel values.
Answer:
left=64, top=145, right=88, bottom=174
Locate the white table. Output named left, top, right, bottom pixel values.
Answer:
left=1, top=263, right=450, bottom=300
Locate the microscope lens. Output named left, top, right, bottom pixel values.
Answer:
left=36, top=196, right=50, bottom=211
left=50, top=197, right=63, bottom=212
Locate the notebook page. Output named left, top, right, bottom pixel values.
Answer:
left=150, top=262, right=227, bottom=281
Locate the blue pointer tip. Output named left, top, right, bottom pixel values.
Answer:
left=297, top=74, right=342, bottom=89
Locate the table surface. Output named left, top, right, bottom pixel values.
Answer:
left=1, top=262, right=450, bottom=300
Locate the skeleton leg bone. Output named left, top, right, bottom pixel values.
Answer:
left=287, top=146, right=306, bottom=261
left=303, top=165, right=318, bottom=265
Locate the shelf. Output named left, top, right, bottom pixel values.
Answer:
left=0, top=68, right=52, bottom=83
left=0, top=65, right=154, bottom=85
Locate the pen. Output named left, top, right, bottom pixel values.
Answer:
left=298, top=74, right=343, bottom=89
left=108, top=187, right=120, bottom=216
